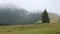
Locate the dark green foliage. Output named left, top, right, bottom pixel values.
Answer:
left=0, top=23, right=9, bottom=26
left=0, top=23, right=4, bottom=26
left=42, top=9, right=50, bottom=23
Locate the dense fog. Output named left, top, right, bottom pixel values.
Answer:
left=0, top=6, right=42, bottom=25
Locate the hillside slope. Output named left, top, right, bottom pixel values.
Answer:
left=49, top=13, right=60, bottom=23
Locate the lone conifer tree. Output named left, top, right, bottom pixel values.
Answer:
left=42, top=9, right=50, bottom=23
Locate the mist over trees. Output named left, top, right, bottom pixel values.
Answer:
left=0, top=8, right=28, bottom=25
left=0, top=7, right=42, bottom=25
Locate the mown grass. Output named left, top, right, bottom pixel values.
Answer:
left=0, top=23, right=60, bottom=34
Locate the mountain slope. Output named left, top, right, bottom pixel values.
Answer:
left=49, top=13, right=60, bottom=23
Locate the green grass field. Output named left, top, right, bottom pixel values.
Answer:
left=0, top=23, right=60, bottom=34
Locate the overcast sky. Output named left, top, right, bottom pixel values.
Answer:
left=0, top=0, right=60, bottom=15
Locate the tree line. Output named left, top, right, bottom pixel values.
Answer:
left=0, top=7, right=50, bottom=26
left=0, top=8, right=42, bottom=25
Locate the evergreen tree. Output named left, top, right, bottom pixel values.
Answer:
left=42, top=9, right=50, bottom=23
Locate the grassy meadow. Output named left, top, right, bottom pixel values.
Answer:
left=0, top=23, right=60, bottom=34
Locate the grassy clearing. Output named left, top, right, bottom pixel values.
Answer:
left=0, top=23, right=60, bottom=34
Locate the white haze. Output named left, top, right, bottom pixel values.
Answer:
left=0, top=0, right=60, bottom=15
